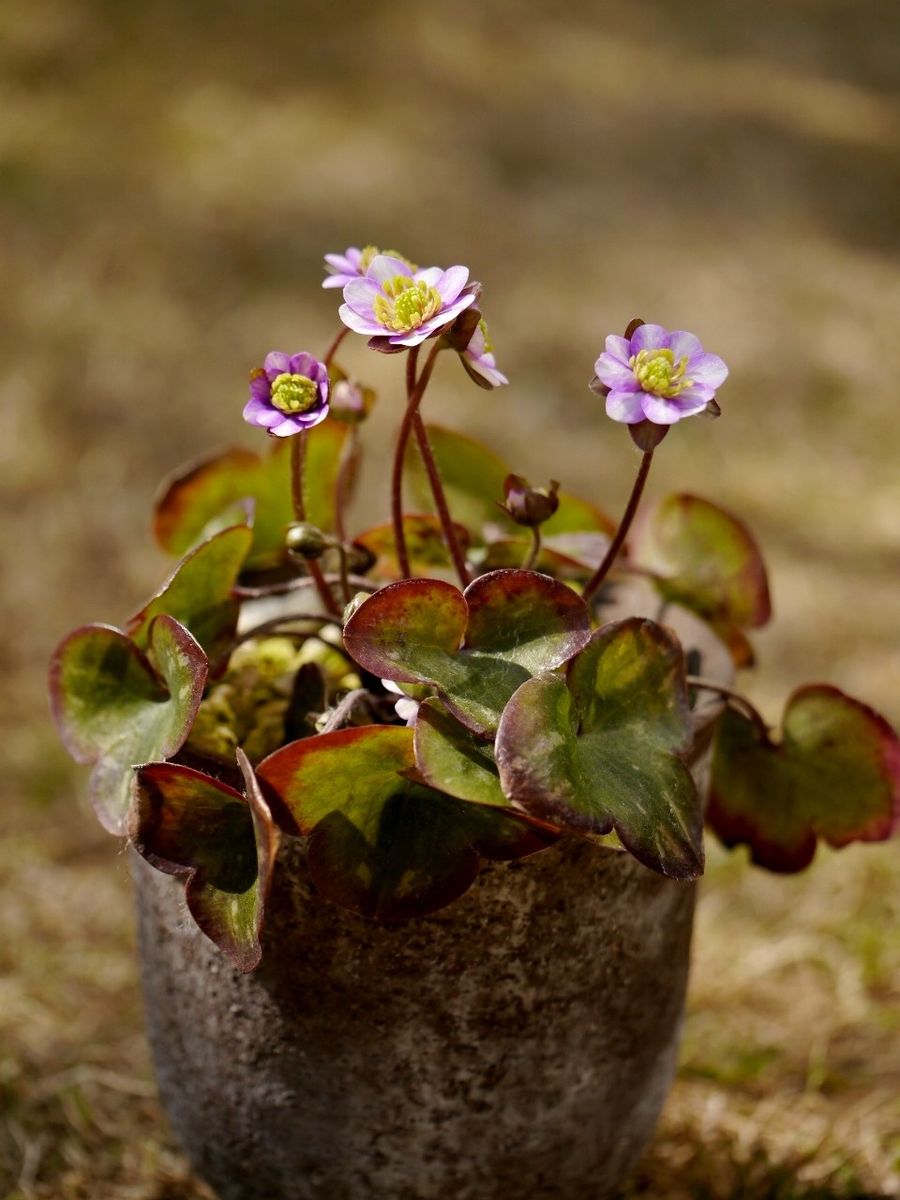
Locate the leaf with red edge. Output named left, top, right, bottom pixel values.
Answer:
left=342, top=569, right=592, bottom=735
left=128, top=524, right=252, bottom=667
left=633, top=493, right=771, bottom=666
left=153, top=422, right=351, bottom=570
left=49, top=616, right=208, bottom=835
left=354, top=515, right=472, bottom=582
left=496, top=618, right=704, bottom=879
left=709, top=686, right=900, bottom=872
left=257, top=725, right=555, bottom=920
left=130, top=750, right=279, bottom=972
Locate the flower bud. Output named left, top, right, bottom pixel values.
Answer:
left=285, top=522, right=329, bottom=559
left=329, top=378, right=376, bottom=424
left=501, top=474, right=560, bottom=527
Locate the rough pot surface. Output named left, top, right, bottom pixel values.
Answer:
left=135, top=836, right=696, bottom=1200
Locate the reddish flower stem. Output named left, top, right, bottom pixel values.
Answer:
left=390, top=341, right=455, bottom=581
left=323, top=325, right=350, bottom=367
left=581, top=450, right=654, bottom=605
left=333, top=424, right=358, bottom=544
left=411, top=413, right=471, bottom=586
left=290, top=432, right=341, bottom=617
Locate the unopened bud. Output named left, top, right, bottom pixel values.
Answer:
left=285, top=522, right=329, bottom=559
left=501, top=474, right=560, bottom=527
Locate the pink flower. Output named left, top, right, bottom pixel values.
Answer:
left=242, top=351, right=329, bottom=438
left=339, top=255, right=476, bottom=349
left=593, top=324, right=728, bottom=425
left=460, top=316, right=508, bottom=389
left=322, top=245, right=416, bottom=289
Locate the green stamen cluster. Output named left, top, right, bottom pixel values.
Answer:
left=359, top=245, right=417, bottom=273
left=373, top=276, right=442, bottom=333
left=270, top=373, right=319, bottom=414
left=630, top=348, right=691, bottom=397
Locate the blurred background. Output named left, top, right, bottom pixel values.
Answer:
left=1, top=0, right=898, bottom=1195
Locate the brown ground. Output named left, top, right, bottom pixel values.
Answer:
left=1, top=0, right=898, bottom=1196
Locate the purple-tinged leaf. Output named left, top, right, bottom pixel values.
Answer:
left=354, top=515, right=472, bottom=582
left=49, top=616, right=207, bottom=835
left=154, top=422, right=351, bottom=571
left=709, top=686, right=900, bottom=872
left=634, top=493, right=771, bottom=667
left=414, top=699, right=505, bottom=807
left=257, top=725, right=555, bottom=920
left=342, top=570, right=592, bottom=735
left=128, top=524, right=252, bottom=667
left=130, top=750, right=279, bottom=972
left=496, top=618, right=704, bottom=880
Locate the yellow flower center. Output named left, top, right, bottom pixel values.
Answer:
left=359, top=245, right=417, bottom=273
left=270, top=373, right=319, bottom=414
left=630, top=348, right=691, bottom=397
left=478, top=317, right=494, bottom=354
left=372, top=276, right=442, bottom=333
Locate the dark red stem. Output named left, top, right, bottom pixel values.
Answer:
left=582, top=450, right=655, bottom=605
left=291, top=433, right=341, bottom=617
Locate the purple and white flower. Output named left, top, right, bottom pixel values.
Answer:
left=460, top=316, right=508, bottom=388
left=243, top=351, right=330, bottom=438
left=593, top=324, right=728, bottom=425
left=323, top=245, right=416, bottom=289
left=382, top=679, right=420, bottom=725
left=339, top=255, right=476, bottom=349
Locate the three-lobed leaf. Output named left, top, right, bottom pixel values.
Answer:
left=496, top=618, right=704, bottom=879
left=49, top=616, right=208, bottom=835
left=342, top=569, right=593, bottom=735
left=708, top=686, right=900, bottom=872
left=633, top=493, right=771, bottom=666
left=130, top=749, right=280, bottom=972
left=354, top=515, right=472, bottom=582
left=257, top=725, right=555, bottom=920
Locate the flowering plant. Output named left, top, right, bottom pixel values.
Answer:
left=49, top=247, right=900, bottom=973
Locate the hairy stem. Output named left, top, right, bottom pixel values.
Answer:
left=333, top=424, right=358, bottom=544
left=323, top=325, right=350, bottom=367
left=522, top=526, right=542, bottom=571
left=390, top=342, right=442, bottom=579
left=582, top=450, right=654, bottom=604
left=686, top=676, right=771, bottom=741
left=291, top=433, right=341, bottom=617
left=412, top=413, right=470, bottom=586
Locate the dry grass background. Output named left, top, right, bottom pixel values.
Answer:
left=1, top=0, right=898, bottom=1196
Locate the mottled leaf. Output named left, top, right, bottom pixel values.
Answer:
left=634, top=494, right=771, bottom=666
left=257, top=725, right=554, bottom=919
left=130, top=749, right=279, bottom=972
left=128, top=524, right=252, bottom=666
left=354, top=515, right=472, bottom=581
left=49, top=616, right=208, bottom=835
left=709, top=686, right=900, bottom=872
left=154, top=422, right=350, bottom=570
left=414, top=699, right=505, bottom=806
left=342, top=569, right=592, bottom=735
left=496, top=618, right=704, bottom=879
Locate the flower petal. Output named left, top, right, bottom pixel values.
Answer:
left=666, top=330, right=703, bottom=360
left=415, top=266, right=444, bottom=288
left=264, top=351, right=291, bottom=376
left=594, top=352, right=638, bottom=391
left=639, top=394, right=686, bottom=425
left=243, top=396, right=282, bottom=428
left=606, top=390, right=646, bottom=423
left=339, top=303, right=385, bottom=337
left=687, top=352, right=728, bottom=389
left=604, top=335, right=631, bottom=364
left=342, top=277, right=382, bottom=316
left=366, top=255, right=414, bottom=285
left=435, top=265, right=470, bottom=303
left=322, top=273, right=353, bottom=289
left=629, top=324, right=668, bottom=353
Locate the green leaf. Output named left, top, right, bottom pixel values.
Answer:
left=342, top=569, right=592, bottom=735
left=709, top=686, right=900, bottom=872
left=354, top=515, right=472, bottom=582
left=405, top=424, right=613, bottom=546
left=634, top=494, right=771, bottom=667
left=128, top=524, right=252, bottom=666
left=153, top=422, right=351, bottom=571
left=130, top=749, right=280, bottom=972
left=257, top=725, right=554, bottom=920
left=414, top=699, right=506, bottom=806
left=49, top=616, right=208, bottom=835
left=496, top=618, right=703, bottom=879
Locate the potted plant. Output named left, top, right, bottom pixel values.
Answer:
left=49, top=247, right=899, bottom=1200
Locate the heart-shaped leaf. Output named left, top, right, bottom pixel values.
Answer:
left=154, top=422, right=350, bottom=570
left=130, top=750, right=280, bottom=972
left=633, top=494, right=771, bottom=666
left=496, top=618, right=703, bottom=879
left=342, top=569, right=592, bottom=735
left=128, top=524, right=252, bottom=666
left=354, top=515, right=472, bottom=582
left=49, top=616, right=208, bottom=835
left=405, top=424, right=614, bottom=545
left=257, top=725, right=555, bottom=920
left=708, top=686, right=900, bottom=872
left=414, top=699, right=505, bottom=806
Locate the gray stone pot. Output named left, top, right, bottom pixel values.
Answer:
left=135, top=838, right=696, bottom=1200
